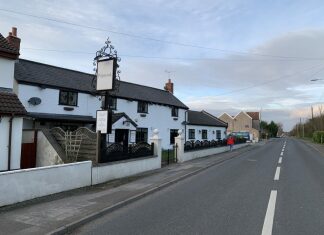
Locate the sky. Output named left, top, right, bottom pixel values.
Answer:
left=1, top=0, right=324, bottom=131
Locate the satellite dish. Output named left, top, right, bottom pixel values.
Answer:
left=28, top=97, right=42, bottom=105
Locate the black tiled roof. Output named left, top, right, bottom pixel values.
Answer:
left=15, top=59, right=188, bottom=109
left=0, top=33, right=19, bottom=56
left=0, top=88, right=27, bottom=115
left=187, top=110, right=228, bottom=127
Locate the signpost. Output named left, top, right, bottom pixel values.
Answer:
left=94, top=38, right=120, bottom=163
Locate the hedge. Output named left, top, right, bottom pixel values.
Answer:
left=313, top=131, right=324, bottom=144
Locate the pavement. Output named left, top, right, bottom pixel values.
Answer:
left=70, top=138, right=324, bottom=235
left=0, top=142, right=260, bottom=235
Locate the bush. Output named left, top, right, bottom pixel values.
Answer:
left=313, top=131, right=324, bottom=144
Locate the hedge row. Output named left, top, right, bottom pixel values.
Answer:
left=313, top=131, right=324, bottom=144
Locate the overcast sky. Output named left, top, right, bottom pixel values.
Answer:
left=1, top=0, right=324, bottom=131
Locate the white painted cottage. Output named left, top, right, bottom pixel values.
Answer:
left=14, top=59, right=189, bottom=149
left=184, top=110, right=227, bottom=142
left=0, top=28, right=27, bottom=171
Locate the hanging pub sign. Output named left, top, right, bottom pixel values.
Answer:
left=96, top=58, right=116, bottom=91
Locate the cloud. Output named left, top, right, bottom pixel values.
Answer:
left=120, top=29, right=324, bottom=131
left=1, top=0, right=324, bottom=131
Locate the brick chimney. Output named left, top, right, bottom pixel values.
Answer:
left=6, top=27, right=21, bottom=51
left=164, top=79, right=174, bottom=94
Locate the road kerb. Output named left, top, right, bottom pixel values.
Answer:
left=48, top=147, right=252, bottom=235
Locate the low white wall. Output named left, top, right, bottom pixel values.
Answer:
left=0, top=161, right=92, bottom=207
left=92, top=156, right=160, bottom=185
left=36, top=131, right=63, bottom=167
left=178, top=143, right=249, bottom=163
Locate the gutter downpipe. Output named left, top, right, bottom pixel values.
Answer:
left=8, top=114, right=14, bottom=171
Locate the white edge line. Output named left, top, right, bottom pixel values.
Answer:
left=261, top=190, right=278, bottom=235
left=274, top=167, right=281, bottom=180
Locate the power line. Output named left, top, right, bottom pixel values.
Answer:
left=21, top=47, right=324, bottom=62
left=2, top=7, right=324, bottom=60
left=210, top=64, right=324, bottom=97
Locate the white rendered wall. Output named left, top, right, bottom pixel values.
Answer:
left=114, top=99, right=186, bottom=149
left=0, top=117, right=23, bottom=171
left=92, top=156, right=160, bottom=185
left=178, top=143, right=249, bottom=163
left=0, top=161, right=92, bottom=207
left=185, top=125, right=226, bottom=142
left=0, top=57, right=15, bottom=89
left=17, top=83, right=186, bottom=149
left=17, top=84, right=101, bottom=117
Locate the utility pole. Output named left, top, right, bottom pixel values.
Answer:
left=300, top=117, right=302, bottom=138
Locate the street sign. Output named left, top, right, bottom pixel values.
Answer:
left=96, top=110, right=109, bottom=134
left=96, top=58, right=115, bottom=91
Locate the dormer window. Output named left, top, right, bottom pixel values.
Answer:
left=59, top=90, right=78, bottom=106
left=137, top=101, right=148, bottom=113
left=171, top=107, right=178, bottom=117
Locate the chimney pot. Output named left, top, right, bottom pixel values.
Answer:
left=164, top=79, right=174, bottom=94
left=12, top=27, right=17, bottom=37
left=6, top=27, right=21, bottom=54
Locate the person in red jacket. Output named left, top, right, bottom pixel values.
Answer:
left=227, top=135, right=235, bottom=151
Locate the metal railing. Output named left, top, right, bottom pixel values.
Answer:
left=161, top=144, right=178, bottom=166
left=184, top=138, right=247, bottom=152
left=100, top=142, right=154, bottom=163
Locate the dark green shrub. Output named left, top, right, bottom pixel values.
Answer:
left=313, top=131, right=324, bottom=143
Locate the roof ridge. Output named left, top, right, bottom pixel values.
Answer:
left=201, top=110, right=228, bottom=125
left=119, top=80, right=169, bottom=93
left=19, top=59, right=174, bottom=93
left=19, top=58, right=95, bottom=77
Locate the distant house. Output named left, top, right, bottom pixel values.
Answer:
left=14, top=59, right=189, bottom=149
left=0, top=28, right=27, bottom=171
left=218, top=112, right=234, bottom=132
left=246, top=112, right=260, bottom=131
left=219, top=111, right=260, bottom=141
left=185, top=110, right=227, bottom=142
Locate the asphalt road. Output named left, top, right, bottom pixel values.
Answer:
left=72, top=138, right=324, bottom=235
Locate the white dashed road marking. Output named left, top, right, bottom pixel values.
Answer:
left=274, top=167, right=281, bottom=180
left=278, top=157, right=282, bottom=164
left=261, top=190, right=278, bottom=235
